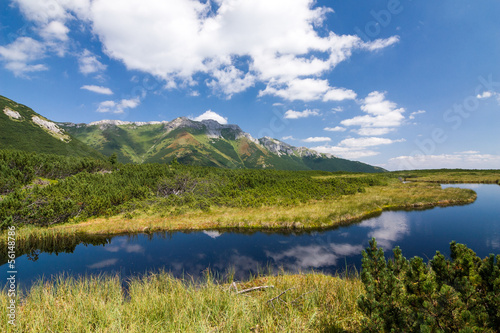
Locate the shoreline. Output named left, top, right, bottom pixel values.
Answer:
left=0, top=180, right=479, bottom=262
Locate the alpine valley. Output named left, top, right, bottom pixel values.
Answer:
left=1, top=95, right=384, bottom=172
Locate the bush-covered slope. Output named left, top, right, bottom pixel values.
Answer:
left=0, top=95, right=104, bottom=159
left=0, top=149, right=386, bottom=227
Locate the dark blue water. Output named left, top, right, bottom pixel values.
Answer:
left=3, top=184, right=500, bottom=288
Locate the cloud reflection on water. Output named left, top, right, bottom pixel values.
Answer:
left=360, top=211, right=410, bottom=249
left=264, top=212, right=410, bottom=271
left=104, top=238, right=145, bottom=254
left=88, top=258, right=118, bottom=269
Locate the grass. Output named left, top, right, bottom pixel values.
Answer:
left=1, top=271, right=365, bottom=332
left=42, top=179, right=477, bottom=234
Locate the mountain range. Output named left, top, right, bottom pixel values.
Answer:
left=1, top=95, right=385, bottom=173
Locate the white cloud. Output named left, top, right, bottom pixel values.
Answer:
left=456, top=150, right=479, bottom=154
left=12, top=0, right=72, bottom=23
left=97, top=97, right=140, bottom=114
left=324, top=126, right=346, bottom=132
left=284, top=108, right=320, bottom=119
left=387, top=152, right=500, bottom=170
left=81, top=85, right=113, bottom=95
left=311, top=136, right=404, bottom=160
left=341, top=91, right=405, bottom=135
left=338, top=137, right=404, bottom=148
left=0, top=37, right=47, bottom=76
left=311, top=145, right=379, bottom=159
left=282, top=135, right=295, bottom=140
left=259, top=78, right=357, bottom=102
left=322, top=87, right=357, bottom=101
left=78, top=49, right=106, bottom=75
left=331, top=106, right=343, bottom=112
left=354, top=127, right=393, bottom=136
left=476, top=90, right=500, bottom=104
left=207, top=65, right=256, bottom=98
left=39, top=20, right=69, bottom=41
left=361, top=36, right=400, bottom=51
left=409, top=110, right=426, bottom=120
left=10, top=0, right=397, bottom=99
left=193, top=110, right=228, bottom=124
left=303, top=137, right=331, bottom=142
left=477, top=91, right=493, bottom=99
left=260, top=78, right=329, bottom=101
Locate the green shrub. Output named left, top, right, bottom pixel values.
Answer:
left=358, top=239, right=500, bottom=332
left=0, top=149, right=388, bottom=226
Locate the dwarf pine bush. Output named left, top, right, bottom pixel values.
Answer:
left=359, top=239, right=500, bottom=332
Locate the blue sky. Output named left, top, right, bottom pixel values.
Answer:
left=1, top=0, right=499, bottom=170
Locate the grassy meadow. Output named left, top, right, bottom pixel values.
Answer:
left=1, top=271, right=365, bottom=332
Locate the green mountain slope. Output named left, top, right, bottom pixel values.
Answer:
left=0, top=95, right=104, bottom=159
left=61, top=118, right=385, bottom=173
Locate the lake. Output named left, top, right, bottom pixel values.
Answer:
left=3, top=184, right=500, bottom=288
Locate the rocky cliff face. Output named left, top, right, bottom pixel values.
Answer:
left=258, top=136, right=333, bottom=158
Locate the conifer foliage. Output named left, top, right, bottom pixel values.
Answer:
left=0, top=149, right=385, bottom=227
left=359, top=239, right=500, bottom=332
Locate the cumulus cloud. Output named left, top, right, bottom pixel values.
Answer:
left=0, top=37, right=47, bottom=76
left=193, top=110, right=228, bottom=124
left=81, top=85, right=113, bottom=95
left=39, top=20, right=69, bottom=41
left=10, top=0, right=398, bottom=98
left=386, top=152, right=500, bottom=170
left=324, top=126, right=346, bottom=132
left=323, top=87, right=357, bottom=101
left=259, top=78, right=357, bottom=102
left=78, top=49, right=107, bottom=75
left=97, top=97, right=140, bottom=114
left=284, top=108, right=320, bottom=119
left=8, top=0, right=85, bottom=60
left=207, top=65, right=256, bottom=98
left=303, top=137, right=331, bottom=142
left=341, top=91, right=405, bottom=136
